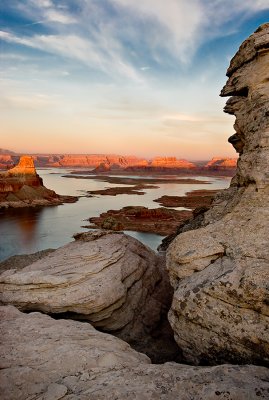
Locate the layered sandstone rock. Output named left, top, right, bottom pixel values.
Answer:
left=1, top=306, right=268, bottom=400
left=0, top=231, right=178, bottom=362
left=206, top=157, right=237, bottom=169
left=150, top=157, right=195, bottom=169
left=167, top=23, right=269, bottom=365
left=0, top=156, right=77, bottom=208
left=53, top=154, right=148, bottom=168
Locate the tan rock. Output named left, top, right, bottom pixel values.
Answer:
left=0, top=231, right=178, bottom=362
left=167, top=24, right=269, bottom=365
left=1, top=306, right=268, bottom=400
left=0, top=305, right=149, bottom=400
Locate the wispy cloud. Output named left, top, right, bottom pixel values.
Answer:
left=2, top=0, right=269, bottom=82
left=44, top=9, right=77, bottom=24
left=0, top=30, right=143, bottom=82
left=0, top=93, right=60, bottom=110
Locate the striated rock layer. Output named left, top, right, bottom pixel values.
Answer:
left=167, top=24, right=269, bottom=366
left=205, top=157, right=237, bottom=169
left=0, top=231, right=179, bottom=362
left=1, top=306, right=269, bottom=400
left=0, top=156, right=77, bottom=208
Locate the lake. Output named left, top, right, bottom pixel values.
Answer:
left=0, top=169, right=231, bottom=261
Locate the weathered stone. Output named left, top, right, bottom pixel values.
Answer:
left=0, top=231, right=179, bottom=362
left=166, top=23, right=269, bottom=366
left=1, top=306, right=268, bottom=400
left=0, top=306, right=149, bottom=400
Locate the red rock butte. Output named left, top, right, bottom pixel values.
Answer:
left=7, top=156, right=37, bottom=176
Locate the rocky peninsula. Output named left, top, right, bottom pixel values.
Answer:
left=0, top=156, right=77, bottom=208
left=87, top=206, right=193, bottom=235
left=0, top=24, right=268, bottom=399
left=154, top=189, right=219, bottom=209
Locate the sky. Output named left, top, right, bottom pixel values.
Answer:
left=1, top=1, right=269, bottom=160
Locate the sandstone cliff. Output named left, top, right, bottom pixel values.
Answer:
left=167, top=23, right=269, bottom=365
left=0, top=156, right=77, bottom=208
left=51, top=154, right=149, bottom=168
left=150, top=156, right=195, bottom=169
left=0, top=152, right=236, bottom=174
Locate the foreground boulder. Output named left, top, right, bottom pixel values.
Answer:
left=0, top=156, right=77, bottom=208
left=1, top=306, right=268, bottom=400
left=0, top=305, right=149, bottom=400
left=0, top=230, right=178, bottom=362
left=167, top=24, right=269, bottom=365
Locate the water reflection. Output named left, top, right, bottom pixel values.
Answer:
left=0, top=207, right=44, bottom=260
left=0, top=169, right=231, bottom=261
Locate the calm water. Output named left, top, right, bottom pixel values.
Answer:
left=0, top=169, right=230, bottom=261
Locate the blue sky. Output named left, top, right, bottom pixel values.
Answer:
left=1, top=0, right=269, bottom=159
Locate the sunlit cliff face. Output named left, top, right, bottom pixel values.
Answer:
left=221, top=23, right=269, bottom=188
left=7, top=156, right=37, bottom=176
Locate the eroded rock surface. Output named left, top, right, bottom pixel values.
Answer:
left=167, top=24, right=269, bottom=366
left=1, top=306, right=269, bottom=400
left=0, top=305, right=150, bottom=400
left=0, top=230, right=179, bottom=362
left=0, top=156, right=77, bottom=208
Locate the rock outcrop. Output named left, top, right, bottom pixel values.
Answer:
left=0, top=156, right=77, bottom=208
left=0, top=231, right=179, bottom=362
left=1, top=306, right=269, bottom=400
left=166, top=24, right=269, bottom=365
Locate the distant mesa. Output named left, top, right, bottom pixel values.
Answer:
left=150, top=157, right=195, bottom=169
left=0, top=156, right=77, bottom=209
left=205, top=157, right=237, bottom=169
left=92, top=162, right=124, bottom=173
left=0, top=148, right=16, bottom=155
left=50, top=154, right=149, bottom=168
left=0, top=151, right=237, bottom=175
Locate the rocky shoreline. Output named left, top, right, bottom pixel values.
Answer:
left=87, top=206, right=193, bottom=235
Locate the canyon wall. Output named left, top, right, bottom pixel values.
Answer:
left=0, top=151, right=237, bottom=172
